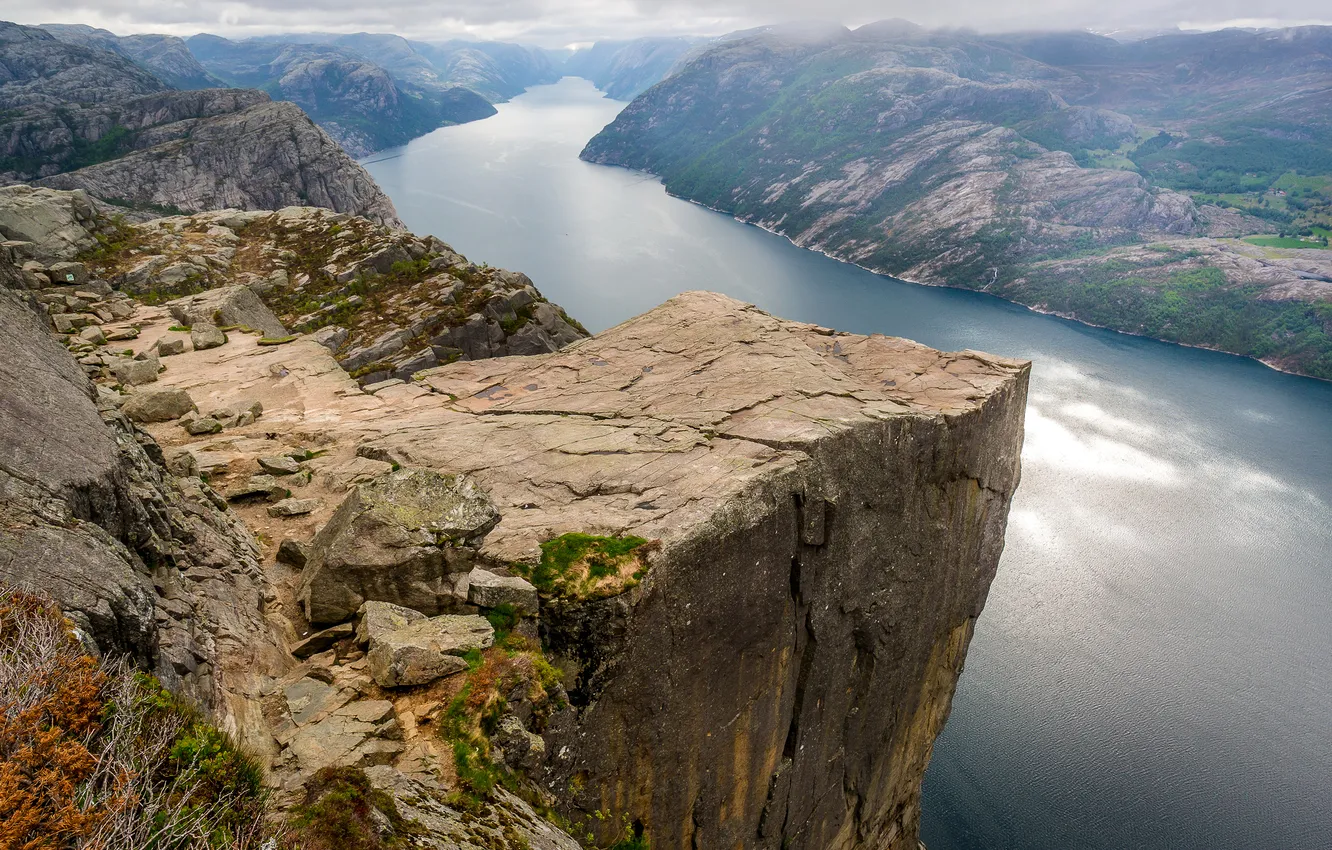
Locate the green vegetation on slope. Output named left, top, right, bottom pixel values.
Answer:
left=1006, top=256, right=1332, bottom=377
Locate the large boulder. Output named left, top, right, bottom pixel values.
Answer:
left=190, top=322, right=226, bottom=350
left=0, top=185, right=99, bottom=264
left=167, top=285, right=288, bottom=337
left=120, top=386, right=196, bottom=422
left=365, top=614, right=494, bottom=688
left=354, top=600, right=425, bottom=644
left=297, top=468, right=501, bottom=624
left=109, top=356, right=159, bottom=387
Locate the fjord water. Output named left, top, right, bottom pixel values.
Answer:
left=365, top=78, right=1332, bottom=849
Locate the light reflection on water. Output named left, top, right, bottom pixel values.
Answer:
left=364, top=78, right=1332, bottom=850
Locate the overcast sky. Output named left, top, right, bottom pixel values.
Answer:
left=16, top=0, right=1332, bottom=47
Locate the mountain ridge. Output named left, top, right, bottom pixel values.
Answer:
left=581, top=21, right=1332, bottom=380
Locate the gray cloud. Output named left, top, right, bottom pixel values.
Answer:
left=15, top=0, right=1332, bottom=46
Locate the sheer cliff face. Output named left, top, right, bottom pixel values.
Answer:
left=384, top=293, right=1030, bottom=849
left=0, top=21, right=402, bottom=228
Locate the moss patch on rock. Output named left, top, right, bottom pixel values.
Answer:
left=519, top=533, right=656, bottom=600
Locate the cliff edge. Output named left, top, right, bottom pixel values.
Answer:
left=0, top=190, right=1028, bottom=848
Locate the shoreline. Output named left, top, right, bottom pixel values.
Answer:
left=651, top=182, right=1331, bottom=385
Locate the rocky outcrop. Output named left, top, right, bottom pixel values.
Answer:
left=73, top=202, right=588, bottom=384
left=0, top=21, right=401, bottom=227
left=34, top=98, right=401, bottom=226
left=0, top=185, right=101, bottom=263
left=167, top=285, right=288, bottom=337
left=381, top=292, right=1029, bottom=849
left=364, top=613, right=494, bottom=688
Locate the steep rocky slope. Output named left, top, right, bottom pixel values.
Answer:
left=40, top=23, right=225, bottom=90
left=0, top=21, right=401, bottom=226
left=244, top=31, right=561, bottom=103
left=63, top=198, right=587, bottom=383
left=1, top=186, right=1028, bottom=849
left=564, top=37, right=699, bottom=99
left=187, top=35, right=496, bottom=156
left=583, top=22, right=1332, bottom=380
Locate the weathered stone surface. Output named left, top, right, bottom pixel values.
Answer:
left=25, top=276, right=1024, bottom=849
left=309, top=325, right=348, bottom=353
left=362, top=767, right=582, bottom=850
left=365, top=614, right=493, bottom=688
left=0, top=185, right=98, bottom=264
left=207, top=399, right=262, bottom=428
left=109, top=356, right=159, bottom=386
left=190, top=323, right=227, bottom=350
left=258, top=455, right=301, bottom=475
left=467, top=568, right=539, bottom=616
left=298, top=468, right=501, bottom=624
left=226, top=474, right=286, bottom=502
left=386, top=292, right=1028, bottom=850
left=283, top=685, right=403, bottom=774
left=268, top=497, right=319, bottom=517
left=120, top=386, right=195, bottom=422
left=46, top=261, right=88, bottom=286
left=355, top=600, right=426, bottom=645
left=184, top=416, right=223, bottom=435
left=170, top=286, right=287, bottom=338
left=155, top=337, right=186, bottom=356
left=165, top=448, right=198, bottom=477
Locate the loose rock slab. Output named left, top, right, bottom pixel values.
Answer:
left=366, top=614, right=494, bottom=688
left=467, top=568, right=539, bottom=615
left=121, top=386, right=195, bottom=423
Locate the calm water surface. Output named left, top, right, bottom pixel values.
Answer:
left=365, top=78, right=1332, bottom=849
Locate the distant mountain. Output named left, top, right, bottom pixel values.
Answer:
left=564, top=37, right=700, bottom=99
left=186, top=35, right=495, bottom=156
left=583, top=22, right=1332, bottom=380
left=0, top=21, right=400, bottom=226
left=39, top=23, right=224, bottom=90
left=243, top=32, right=561, bottom=102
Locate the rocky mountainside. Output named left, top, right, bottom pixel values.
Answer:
left=186, top=35, right=497, bottom=156
left=0, top=21, right=401, bottom=226
left=245, top=31, right=561, bottom=102
left=40, top=23, right=225, bottom=90
left=0, top=185, right=1027, bottom=850
left=563, top=36, right=699, bottom=99
left=583, top=22, right=1332, bottom=380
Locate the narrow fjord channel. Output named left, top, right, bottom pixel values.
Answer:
left=364, top=78, right=1332, bottom=850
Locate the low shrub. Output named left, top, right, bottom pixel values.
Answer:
left=0, top=587, right=276, bottom=849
